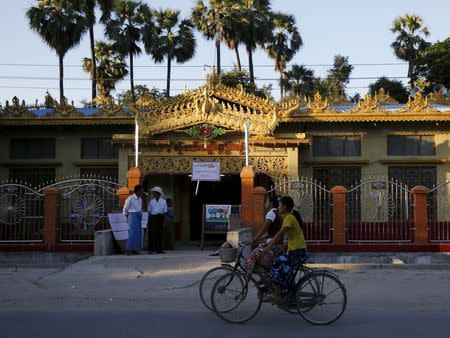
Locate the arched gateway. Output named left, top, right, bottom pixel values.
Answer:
left=113, top=74, right=309, bottom=241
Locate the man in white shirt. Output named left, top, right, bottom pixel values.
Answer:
left=122, top=184, right=144, bottom=255
left=148, top=186, right=167, bottom=254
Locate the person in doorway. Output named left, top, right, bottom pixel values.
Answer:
left=148, top=186, right=167, bottom=254
left=264, top=195, right=307, bottom=301
left=123, top=184, right=144, bottom=255
left=164, top=198, right=175, bottom=250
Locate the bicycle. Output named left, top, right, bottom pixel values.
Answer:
left=210, top=245, right=347, bottom=325
left=199, top=242, right=312, bottom=312
left=198, top=243, right=249, bottom=311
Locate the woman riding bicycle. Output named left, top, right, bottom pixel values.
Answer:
left=263, top=195, right=307, bottom=301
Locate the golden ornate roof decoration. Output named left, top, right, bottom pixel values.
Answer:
left=351, top=93, right=380, bottom=112
left=3, top=97, right=34, bottom=117
left=403, top=92, right=432, bottom=112
left=428, top=91, right=449, bottom=105
left=377, top=88, right=398, bottom=104
left=306, top=92, right=330, bottom=113
left=93, top=96, right=125, bottom=117
left=46, top=100, right=82, bottom=117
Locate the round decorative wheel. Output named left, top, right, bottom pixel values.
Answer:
left=73, top=194, right=104, bottom=230
left=0, top=193, right=25, bottom=224
left=291, top=190, right=314, bottom=222
left=365, top=190, right=395, bottom=222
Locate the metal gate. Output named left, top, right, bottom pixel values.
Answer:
left=428, top=181, right=450, bottom=242
left=268, top=177, right=332, bottom=243
left=0, top=183, right=44, bottom=242
left=346, top=178, right=413, bottom=242
left=42, top=178, right=124, bottom=242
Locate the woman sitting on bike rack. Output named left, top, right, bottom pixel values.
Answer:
left=245, top=195, right=283, bottom=270
left=262, top=195, right=307, bottom=302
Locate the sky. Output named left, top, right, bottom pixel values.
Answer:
left=0, top=0, right=449, bottom=106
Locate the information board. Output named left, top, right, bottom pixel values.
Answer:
left=192, top=161, right=221, bottom=181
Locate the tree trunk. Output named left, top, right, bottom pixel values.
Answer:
left=89, top=24, right=97, bottom=105
left=216, top=43, right=221, bottom=75
left=234, top=45, right=241, bottom=71
left=130, top=52, right=135, bottom=102
left=166, top=56, right=171, bottom=98
left=58, top=53, right=64, bottom=104
left=248, top=47, right=254, bottom=85
left=280, top=70, right=284, bottom=99
left=408, top=61, right=414, bottom=87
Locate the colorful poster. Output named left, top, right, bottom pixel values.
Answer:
left=204, top=204, right=232, bottom=232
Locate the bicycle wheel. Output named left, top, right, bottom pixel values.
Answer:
left=211, top=272, right=262, bottom=324
left=199, top=266, right=233, bottom=311
left=296, top=270, right=347, bottom=325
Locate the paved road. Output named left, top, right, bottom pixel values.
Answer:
left=0, top=253, right=449, bottom=337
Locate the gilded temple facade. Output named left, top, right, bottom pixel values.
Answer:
left=1, top=78, right=450, bottom=242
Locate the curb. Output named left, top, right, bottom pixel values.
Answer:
left=307, top=263, right=450, bottom=270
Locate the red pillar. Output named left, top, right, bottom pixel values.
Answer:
left=240, top=166, right=255, bottom=227
left=43, top=187, right=60, bottom=252
left=127, top=167, right=142, bottom=192
left=411, top=186, right=430, bottom=244
left=331, top=186, right=347, bottom=245
left=252, top=186, right=266, bottom=235
left=117, top=187, right=130, bottom=209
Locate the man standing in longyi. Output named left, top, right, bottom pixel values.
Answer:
left=148, top=186, right=167, bottom=254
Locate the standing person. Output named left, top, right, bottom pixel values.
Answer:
left=263, top=195, right=307, bottom=301
left=164, top=198, right=175, bottom=250
left=122, top=184, right=144, bottom=255
left=148, top=186, right=167, bottom=254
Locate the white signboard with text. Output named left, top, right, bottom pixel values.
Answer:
left=192, top=161, right=221, bottom=181
left=108, top=212, right=149, bottom=241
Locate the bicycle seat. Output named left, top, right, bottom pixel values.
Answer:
left=299, top=252, right=310, bottom=263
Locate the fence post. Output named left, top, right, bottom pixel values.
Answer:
left=331, top=186, right=347, bottom=245
left=411, top=186, right=429, bottom=244
left=240, top=166, right=255, bottom=227
left=43, top=187, right=60, bottom=252
left=117, top=187, right=130, bottom=209
left=252, top=186, right=266, bottom=235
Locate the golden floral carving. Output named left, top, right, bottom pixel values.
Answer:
left=132, top=156, right=288, bottom=175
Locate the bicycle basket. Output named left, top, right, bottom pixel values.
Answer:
left=219, top=247, right=238, bottom=263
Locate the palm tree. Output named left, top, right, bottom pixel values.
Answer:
left=144, top=9, right=196, bottom=98
left=263, top=12, right=302, bottom=98
left=27, top=0, right=87, bottom=103
left=104, top=0, right=151, bottom=101
left=280, top=64, right=314, bottom=98
left=75, top=0, right=114, bottom=102
left=191, top=0, right=243, bottom=73
left=391, top=14, right=430, bottom=86
left=235, top=0, right=272, bottom=84
left=82, top=41, right=129, bottom=98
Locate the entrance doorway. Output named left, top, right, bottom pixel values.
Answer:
left=189, top=175, right=241, bottom=241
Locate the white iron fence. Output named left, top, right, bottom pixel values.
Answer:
left=346, top=178, right=413, bottom=242
left=268, top=177, right=332, bottom=243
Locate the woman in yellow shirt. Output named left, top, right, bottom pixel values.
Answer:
left=263, top=195, right=307, bottom=296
